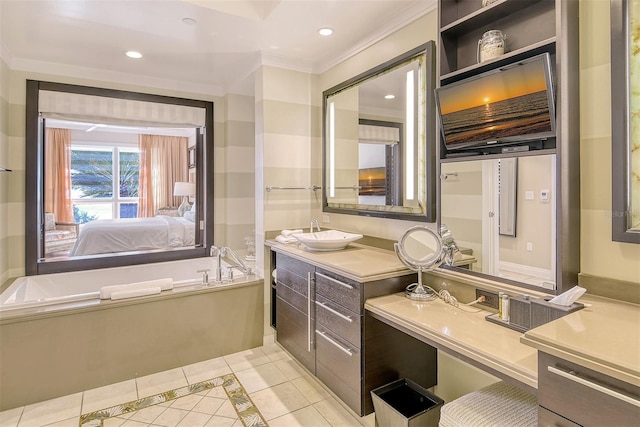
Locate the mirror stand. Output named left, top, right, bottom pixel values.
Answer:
left=394, top=225, right=445, bottom=301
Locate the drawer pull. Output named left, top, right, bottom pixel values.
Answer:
left=547, top=366, right=640, bottom=408
left=316, top=272, right=354, bottom=290
left=315, top=301, right=353, bottom=322
left=316, top=329, right=353, bottom=356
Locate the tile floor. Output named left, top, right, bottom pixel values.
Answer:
left=0, top=344, right=375, bottom=427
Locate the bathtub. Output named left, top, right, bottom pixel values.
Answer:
left=0, top=257, right=244, bottom=312
left=0, top=257, right=264, bottom=411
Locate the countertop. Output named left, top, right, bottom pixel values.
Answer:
left=268, top=241, right=412, bottom=282
left=365, top=293, right=539, bottom=392
left=521, top=295, right=640, bottom=387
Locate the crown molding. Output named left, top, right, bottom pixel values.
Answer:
left=314, top=0, right=437, bottom=74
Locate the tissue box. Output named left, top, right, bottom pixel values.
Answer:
left=509, top=296, right=533, bottom=331
left=530, top=297, right=584, bottom=329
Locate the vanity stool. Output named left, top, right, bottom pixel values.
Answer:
left=439, top=381, right=537, bottom=427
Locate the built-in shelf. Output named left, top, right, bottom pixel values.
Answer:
left=440, top=0, right=545, bottom=36
left=440, top=37, right=556, bottom=85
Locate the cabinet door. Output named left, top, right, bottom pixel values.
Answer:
left=276, top=296, right=315, bottom=373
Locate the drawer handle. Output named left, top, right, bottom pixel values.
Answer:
left=316, top=329, right=353, bottom=356
left=315, top=301, right=353, bottom=322
left=547, top=366, right=640, bottom=408
left=316, top=272, right=354, bottom=290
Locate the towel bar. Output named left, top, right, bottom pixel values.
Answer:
left=266, top=185, right=321, bottom=192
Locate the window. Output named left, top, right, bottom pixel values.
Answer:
left=71, top=145, right=140, bottom=222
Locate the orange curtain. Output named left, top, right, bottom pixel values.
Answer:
left=44, top=128, right=74, bottom=223
left=138, top=135, right=189, bottom=217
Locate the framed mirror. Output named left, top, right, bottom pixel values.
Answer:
left=440, top=154, right=557, bottom=290
left=25, top=80, right=214, bottom=275
left=611, top=0, right=640, bottom=243
left=322, top=41, right=436, bottom=221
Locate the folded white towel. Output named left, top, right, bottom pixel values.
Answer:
left=281, top=229, right=303, bottom=237
left=111, top=287, right=162, bottom=300
left=276, top=235, right=298, bottom=244
left=100, top=278, right=173, bottom=300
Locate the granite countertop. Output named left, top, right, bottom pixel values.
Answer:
left=521, top=295, right=640, bottom=387
left=268, top=241, right=412, bottom=282
left=365, top=293, right=538, bottom=391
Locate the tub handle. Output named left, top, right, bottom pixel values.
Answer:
left=197, top=269, right=210, bottom=285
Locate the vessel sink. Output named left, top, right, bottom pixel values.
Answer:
left=293, top=230, right=363, bottom=251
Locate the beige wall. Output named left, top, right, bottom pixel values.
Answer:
left=580, top=0, right=640, bottom=286
left=315, top=12, right=440, bottom=240
left=0, top=57, right=10, bottom=283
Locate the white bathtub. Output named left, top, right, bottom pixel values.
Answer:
left=0, top=257, right=244, bottom=312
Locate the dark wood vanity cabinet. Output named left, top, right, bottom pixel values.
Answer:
left=537, top=352, right=640, bottom=426
left=275, top=254, right=316, bottom=373
left=274, top=252, right=437, bottom=416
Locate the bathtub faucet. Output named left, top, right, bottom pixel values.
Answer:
left=210, top=245, right=223, bottom=283
left=221, top=246, right=252, bottom=277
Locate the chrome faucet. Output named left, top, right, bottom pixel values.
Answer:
left=210, top=245, right=223, bottom=283
left=310, top=219, right=321, bottom=233
left=221, top=246, right=252, bottom=277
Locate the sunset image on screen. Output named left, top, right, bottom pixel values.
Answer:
left=438, top=57, right=553, bottom=148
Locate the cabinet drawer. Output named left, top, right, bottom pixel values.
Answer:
left=277, top=254, right=314, bottom=279
left=315, top=270, right=361, bottom=314
left=538, top=406, right=580, bottom=427
left=538, top=352, right=640, bottom=426
left=276, top=296, right=315, bottom=372
left=277, top=282, right=311, bottom=316
left=315, top=294, right=360, bottom=348
left=316, top=324, right=362, bottom=413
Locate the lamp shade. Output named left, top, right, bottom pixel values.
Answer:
left=173, top=181, right=195, bottom=197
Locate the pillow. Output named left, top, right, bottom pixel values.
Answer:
left=183, top=210, right=195, bottom=222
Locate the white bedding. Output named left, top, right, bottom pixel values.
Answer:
left=70, top=216, right=195, bottom=256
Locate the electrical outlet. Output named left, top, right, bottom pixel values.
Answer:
left=476, top=289, right=499, bottom=310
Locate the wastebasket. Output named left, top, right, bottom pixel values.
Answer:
left=371, top=378, right=444, bottom=427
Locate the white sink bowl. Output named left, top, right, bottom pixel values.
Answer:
left=293, top=230, right=363, bottom=251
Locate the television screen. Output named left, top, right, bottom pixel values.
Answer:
left=436, top=53, right=556, bottom=152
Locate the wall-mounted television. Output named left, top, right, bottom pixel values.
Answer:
left=435, top=53, right=556, bottom=155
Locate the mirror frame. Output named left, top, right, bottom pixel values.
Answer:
left=25, top=80, right=215, bottom=275
left=322, top=41, right=437, bottom=222
left=611, top=0, right=640, bottom=243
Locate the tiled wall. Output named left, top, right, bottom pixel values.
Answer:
left=579, top=0, right=640, bottom=286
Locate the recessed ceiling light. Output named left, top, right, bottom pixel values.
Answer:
left=125, top=51, right=143, bottom=59
left=182, top=17, right=197, bottom=26
left=318, top=27, right=334, bottom=36
left=384, top=94, right=396, bottom=99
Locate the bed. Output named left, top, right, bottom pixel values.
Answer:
left=69, top=215, right=195, bottom=256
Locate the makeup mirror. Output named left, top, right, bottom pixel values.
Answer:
left=394, top=226, right=445, bottom=300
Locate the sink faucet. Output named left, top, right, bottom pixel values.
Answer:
left=310, top=219, right=321, bottom=233
left=210, top=245, right=223, bottom=283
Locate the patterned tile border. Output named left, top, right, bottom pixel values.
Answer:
left=79, top=373, right=267, bottom=426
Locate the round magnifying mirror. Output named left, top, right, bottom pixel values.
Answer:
left=395, top=226, right=445, bottom=300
